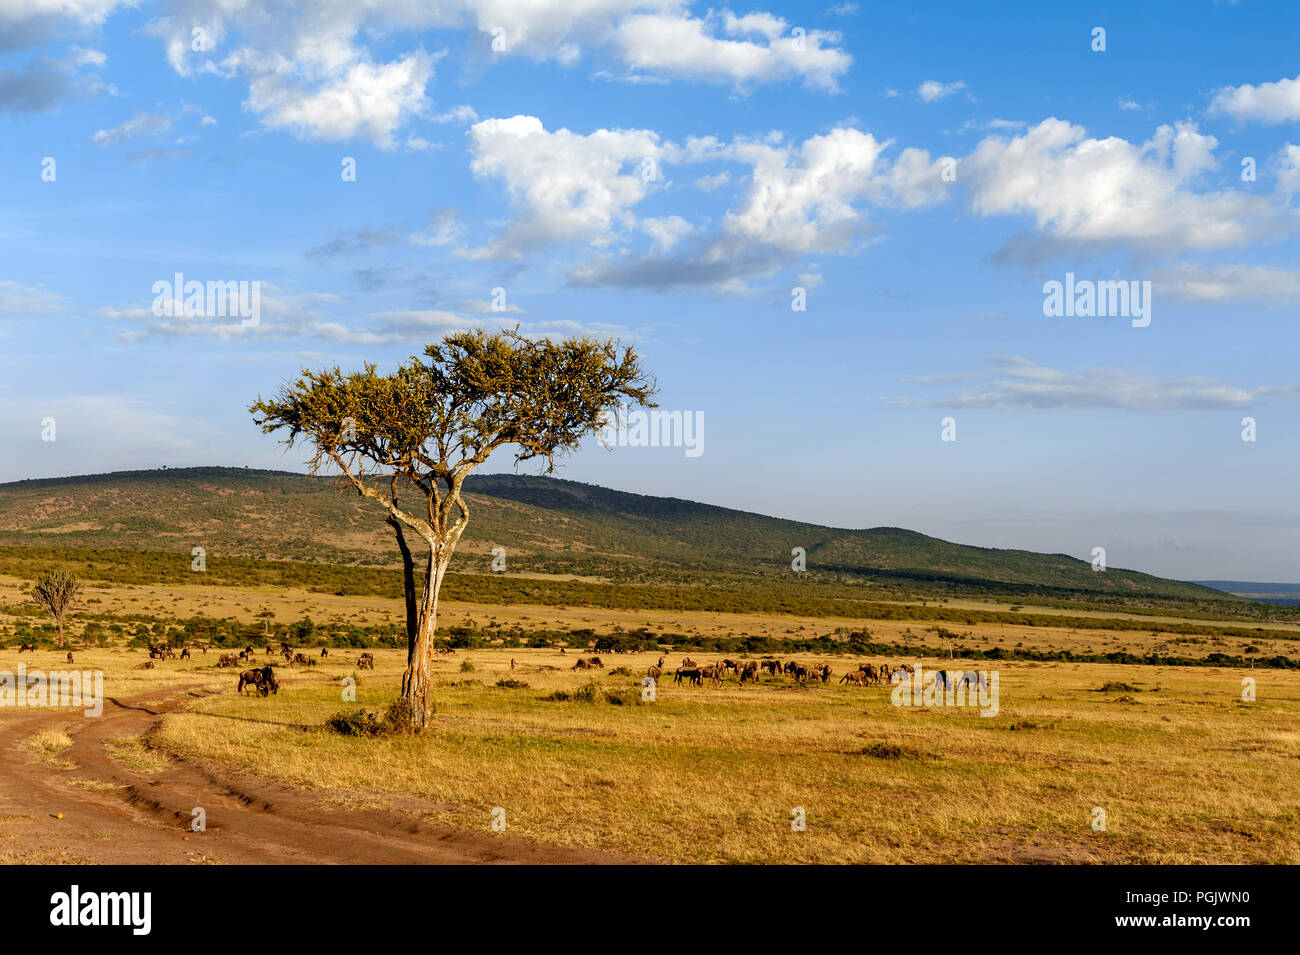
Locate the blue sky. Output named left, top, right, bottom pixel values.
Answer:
left=2, top=0, right=1299, bottom=580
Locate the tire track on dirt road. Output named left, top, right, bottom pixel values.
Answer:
left=0, top=686, right=637, bottom=864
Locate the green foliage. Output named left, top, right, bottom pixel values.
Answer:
left=325, top=699, right=424, bottom=737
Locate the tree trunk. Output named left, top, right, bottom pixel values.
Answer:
left=57, top=618, right=65, bottom=650
left=388, top=516, right=419, bottom=645
left=401, top=545, right=450, bottom=730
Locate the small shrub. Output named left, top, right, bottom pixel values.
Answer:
left=495, top=678, right=529, bottom=689
left=325, top=698, right=427, bottom=736
left=459, top=660, right=476, bottom=672
left=545, top=681, right=600, bottom=704
left=1100, top=681, right=1140, bottom=693
left=325, top=709, right=383, bottom=737
left=857, top=742, right=936, bottom=761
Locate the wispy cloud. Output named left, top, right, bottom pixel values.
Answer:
left=887, top=356, right=1300, bottom=411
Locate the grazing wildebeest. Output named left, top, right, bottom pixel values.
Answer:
left=292, top=653, right=315, bottom=667
left=180, top=648, right=190, bottom=660
left=813, top=664, right=831, bottom=683
left=934, top=669, right=953, bottom=692
left=66, top=651, right=74, bottom=663
left=680, top=657, right=697, bottom=669
left=134, top=661, right=154, bottom=670
left=237, top=666, right=278, bottom=696
left=217, top=653, right=239, bottom=668
left=357, top=652, right=375, bottom=670
left=840, top=670, right=867, bottom=686
left=956, top=670, right=988, bottom=691
left=675, top=666, right=702, bottom=686
left=859, top=664, right=879, bottom=684
left=739, top=661, right=759, bottom=685
left=721, top=659, right=738, bottom=674
left=17, top=642, right=36, bottom=654
left=510, top=658, right=516, bottom=670
left=784, top=661, right=800, bottom=677
left=321, top=647, right=328, bottom=658
left=647, top=664, right=662, bottom=681
left=760, top=659, right=781, bottom=676
left=698, top=665, right=722, bottom=687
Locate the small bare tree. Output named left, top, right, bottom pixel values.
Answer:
left=31, top=571, right=82, bottom=650
left=250, top=328, right=655, bottom=729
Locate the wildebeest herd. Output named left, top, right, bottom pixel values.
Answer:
left=664, top=657, right=915, bottom=688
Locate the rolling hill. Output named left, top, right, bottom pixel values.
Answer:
left=0, top=467, right=1238, bottom=606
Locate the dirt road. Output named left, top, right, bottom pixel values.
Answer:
left=0, top=687, right=634, bottom=865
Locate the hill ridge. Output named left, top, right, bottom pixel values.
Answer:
left=0, top=466, right=1232, bottom=604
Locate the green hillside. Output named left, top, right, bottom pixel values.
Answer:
left=0, top=466, right=1238, bottom=607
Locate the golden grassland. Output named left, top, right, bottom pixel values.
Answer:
left=2, top=574, right=1295, bottom=661
left=5, top=644, right=1289, bottom=864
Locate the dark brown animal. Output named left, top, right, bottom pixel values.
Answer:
left=134, top=661, right=154, bottom=670
left=647, top=664, right=662, bottom=681
left=320, top=647, right=328, bottom=657
left=180, top=648, right=190, bottom=660
left=840, top=670, right=867, bottom=686
left=238, top=665, right=278, bottom=696
left=217, top=653, right=239, bottom=668
left=674, top=666, right=702, bottom=686
left=739, top=661, right=759, bottom=684
left=698, top=665, right=722, bottom=687
left=357, top=652, right=375, bottom=670
left=17, top=642, right=36, bottom=654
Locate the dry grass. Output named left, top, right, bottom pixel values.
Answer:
left=4, top=572, right=1294, bottom=662
left=21, top=727, right=75, bottom=769
left=140, top=647, right=1300, bottom=864
left=103, top=735, right=171, bottom=774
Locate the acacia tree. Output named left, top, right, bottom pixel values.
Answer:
left=250, top=329, right=656, bottom=729
left=32, top=570, right=82, bottom=650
